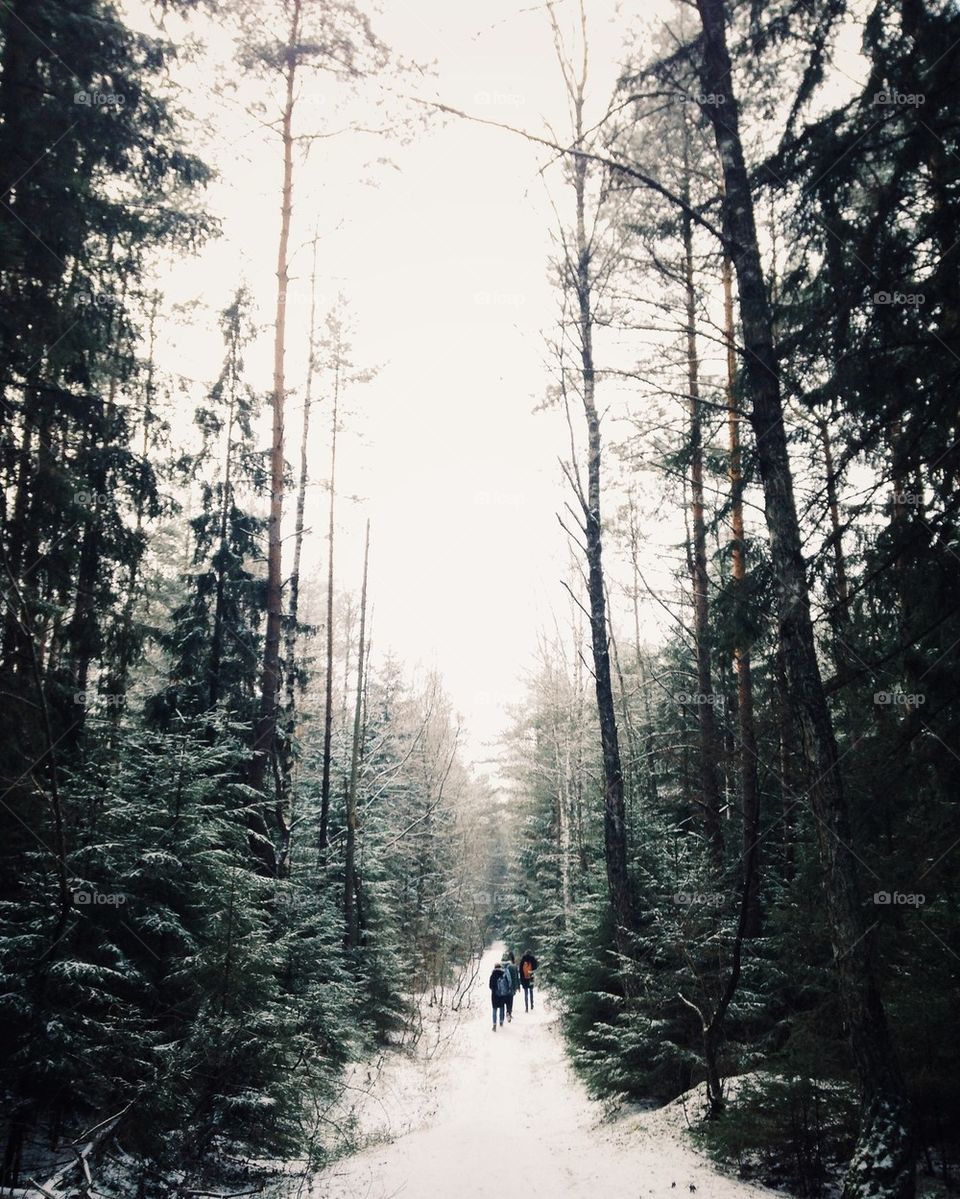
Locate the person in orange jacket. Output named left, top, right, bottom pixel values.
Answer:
left=519, top=949, right=538, bottom=1011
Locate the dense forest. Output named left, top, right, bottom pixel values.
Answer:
left=0, top=1, right=957, bottom=1198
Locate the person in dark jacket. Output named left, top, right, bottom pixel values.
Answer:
left=502, top=951, right=520, bottom=1022
left=489, top=961, right=509, bottom=1031
left=519, top=949, right=538, bottom=1011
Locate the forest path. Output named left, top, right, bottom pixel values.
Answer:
left=308, top=943, right=773, bottom=1199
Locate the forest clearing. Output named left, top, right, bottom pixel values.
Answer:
left=1, top=1, right=957, bottom=1197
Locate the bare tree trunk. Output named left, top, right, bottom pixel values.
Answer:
left=607, top=580, right=639, bottom=822
left=277, top=236, right=320, bottom=875
left=114, top=291, right=160, bottom=708
left=550, top=0, right=634, bottom=967
left=209, top=309, right=239, bottom=713
left=629, top=500, right=660, bottom=808
left=695, top=3, right=914, bottom=1192
left=819, top=413, right=849, bottom=621
left=575, top=135, right=635, bottom=972
left=775, top=640, right=797, bottom=883
left=723, top=252, right=761, bottom=936
left=319, top=353, right=341, bottom=852
left=249, top=0, right=302, bottom=877
left=343, top=520, right=370, bottom=949
left=549, top=662, right=573, bottom=929
left=681, top=140, right=724, bottom=868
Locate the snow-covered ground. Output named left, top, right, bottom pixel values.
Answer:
left=301, top=943, right=776, bottom=1199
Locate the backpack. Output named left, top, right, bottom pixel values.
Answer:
left=496, top=969, right=512, bottom=998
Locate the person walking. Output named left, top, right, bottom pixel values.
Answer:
left=502, top=951, right=520, bottom=1022
left=489, top=960, right=510, bottom=1031
left=519, top=949, right=538, bottom=1011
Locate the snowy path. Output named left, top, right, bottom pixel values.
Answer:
left=307, top=944, right=774, bottom=1199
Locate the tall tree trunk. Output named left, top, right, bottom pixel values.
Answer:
left=277, top=236, right=320, bottom=875
left=695, top=3, right=914, bottom=1193
left=249, top=0, right=302, bottom=878
left=681, top=138, right=724, bottom=868
left=574, top=132, right=635, bottom=972
left=113, top=291, right=160, bottom=707
left=723, top=252, right=761, bottom=936
left=550, top=0, right=635, bottom=970
left=209, top=312, right=238, bottom=712
left=629, top=500, right=660, bottom=808
left=775, top=641, right=797, bottom=883
left=819, top=413, right=849, bottom=622
left=319, top=353, right=341, bottom=852
left=343, top=520, right=370, bottom=950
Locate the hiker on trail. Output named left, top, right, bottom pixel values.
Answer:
left=519, top=949, right=538, bottom=1011
left=490, top=960, right=511, bottom=1031
left=501, top=951, right=520, bottom=1022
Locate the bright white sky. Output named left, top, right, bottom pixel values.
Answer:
left=126, top=0, right=717, bottom=778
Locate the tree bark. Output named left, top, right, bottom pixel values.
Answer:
left=343, top=520, right=370, bottom=949
left=319, top=348, right=341, bottom=852
left=209, top=304, right=240, bottom=712
left=694, top=3, right=914, bottom=1193
left=277, top=237, right=320, bottom=875
left=248, top=0, right=302, bottom=877
left=723, top=252, right=761, bottom=936
left=681, top=137, right=725, bottom=868
left=551, top=0, right=635, bottom=972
